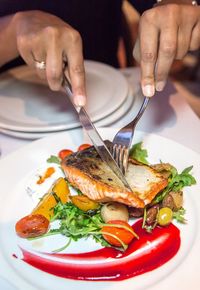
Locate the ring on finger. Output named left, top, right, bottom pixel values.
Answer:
left=34, top=59, right=46, bottom=70
left=32, top=52, right=46, bottom=70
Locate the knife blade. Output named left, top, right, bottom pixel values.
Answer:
left=62, top=76, right=132, bottom=191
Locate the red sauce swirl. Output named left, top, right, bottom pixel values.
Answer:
left=18, top=220, right=180, bottom=281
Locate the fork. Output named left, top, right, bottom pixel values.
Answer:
left=111, top=96, right=150, bottom=174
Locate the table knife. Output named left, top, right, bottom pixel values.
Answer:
left=62, top=76, right=132, bottom=191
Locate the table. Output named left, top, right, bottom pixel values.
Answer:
left=0, top=67, right=200, bottom=158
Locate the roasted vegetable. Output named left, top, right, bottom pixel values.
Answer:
left=32, top=177, right=69, bottom=220
left=70, top=195, right=99, bottom=212
left=146, top=205, right=159, bottom=225
left=15, top=214, right=49, bottom=238
left=101, top=202, right=129, bottom=223
left=162, top=191, right=183, bottom=211
left=101, top=220, right=138, bottom=248
left=128, top=207, right=144, bottom=218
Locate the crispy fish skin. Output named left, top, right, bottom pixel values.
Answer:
left=61, top=144, right=168, bottom=208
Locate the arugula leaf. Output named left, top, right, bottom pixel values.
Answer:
left=129, top=142, right=149, bottom=164
left=50, top=202, right=110, bottom=247
left=153, top=165, right=196, bottom=204
left=172, top=166, right=196, bottom=191
left=173, top=208, right=186, bottom=224
left=47, top=155, right=61, bottom=165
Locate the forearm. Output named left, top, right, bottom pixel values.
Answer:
left=0, top=14, right=19, bottom=67
left=155, top=0, right=200, bottom=6
left=128, top=0, right=200, bottom=13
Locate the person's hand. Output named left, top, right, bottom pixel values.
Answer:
left=14, top=10, right=86, bottom=106
left=133, top=4, right=200, bottom=97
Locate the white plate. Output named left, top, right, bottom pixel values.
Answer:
left=0, top=61, right=128, bottom=132
left=0, top=277, right=18, bottom=290
left=0, top=86, right=137, bottom=140
left=0, top=128, right=199, bottom=290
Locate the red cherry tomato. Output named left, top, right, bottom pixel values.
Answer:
left=58, top=149, right=73, bottom=160
left=101, top=220, right=136, bottom=247
left=15, top=214, right=49, bottom=238
left=77, top=144, right=91, bottom=151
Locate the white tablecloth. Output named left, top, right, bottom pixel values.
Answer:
left=0, top=67, right=200, bottom=158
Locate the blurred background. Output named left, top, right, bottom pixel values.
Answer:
left=118, top=0, right=200, bottom=117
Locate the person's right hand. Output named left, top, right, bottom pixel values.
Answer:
left=14, top=10, right=86, bottom=106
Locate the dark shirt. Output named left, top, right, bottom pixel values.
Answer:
left=0, top=0, right=156, bottom=71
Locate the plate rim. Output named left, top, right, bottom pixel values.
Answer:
left=0, top=86, right=137, bottom=140
left=0, top=61, right=129, bottom=132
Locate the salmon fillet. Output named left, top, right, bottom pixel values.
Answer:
left=61, top=143, right=168, bottom=208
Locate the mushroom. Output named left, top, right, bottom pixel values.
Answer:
left=162, top=191, right=183, bottom=211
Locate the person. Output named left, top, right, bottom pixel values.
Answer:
left=0, top=0, right=199, bottom=106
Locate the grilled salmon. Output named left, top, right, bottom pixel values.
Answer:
left=61, top=143, right=168, bottom=208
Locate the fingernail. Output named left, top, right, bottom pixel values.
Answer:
left=74, top=95, right=86, bottom=107
left=156, top=81, right=165, bottom=92
left=143, top=85, right=155, bottom=97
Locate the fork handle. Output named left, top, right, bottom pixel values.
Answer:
left=130, top=96, right=150, bottom=125
left=113, top=95, right=150, bottom=146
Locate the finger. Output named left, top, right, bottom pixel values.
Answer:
left=139, top=18, right=159, bottom=97
left=189, top=23, right=200, bottom=51
left=155, top=26, right=177, bottom=92
left=45, top=44, right=63, bottom=91
left=176, top=26, right=192, bottom=60
left=16, top=35, right=36, bottom=67
left=132, top=38, right=140, bottom=63
left=17, top=35, right=47, bottom=80
left=64, top=30, right=86, bottom=106
left=31, top=51, right=47, bottom=80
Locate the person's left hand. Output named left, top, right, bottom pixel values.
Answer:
left=133, top=4, right=200, bottom=97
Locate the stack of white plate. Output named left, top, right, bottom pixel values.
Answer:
left=0, top=60, right=137, bottom=139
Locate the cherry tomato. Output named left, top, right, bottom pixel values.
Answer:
left=77, top=144, right=91, bottom=151
left=58, top=149, right=73, bottom=160
left=15, top=214, right=49, bottom=238
left=101, top=220, right=136, bottom=247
